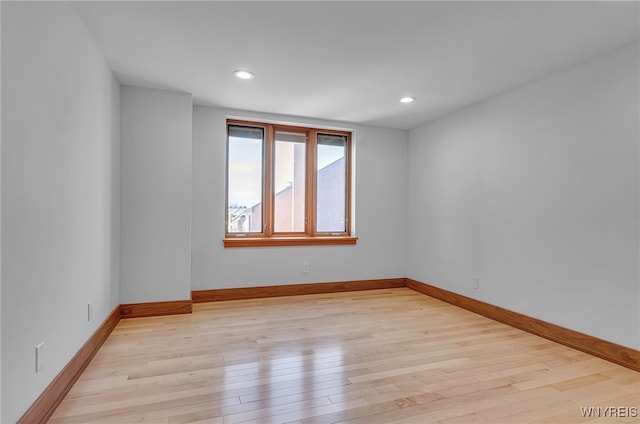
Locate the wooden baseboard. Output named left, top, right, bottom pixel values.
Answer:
left=17, top=305, right=121, bottom=424
left=191, top=278, right=407, bottom=303
left=406, top=278, right=640, bottom=372
left=120, top=300, right=192, bottom=319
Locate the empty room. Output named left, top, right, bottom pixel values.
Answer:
left=1, top=1, right=639, bottom=423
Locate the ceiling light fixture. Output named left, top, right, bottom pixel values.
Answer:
left=233, top=70, right=255, bottom=80
left=400, top=96, right=416, bottom=103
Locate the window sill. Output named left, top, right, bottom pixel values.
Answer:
left=223, top=236, right=358, bottom=248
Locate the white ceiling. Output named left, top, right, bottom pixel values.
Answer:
left=73, top=1, right=639, bottom=130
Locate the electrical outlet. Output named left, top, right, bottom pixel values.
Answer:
left=472, top=276, right=479, bottom=290
left=36, top=342, right=45, bottom=373
left=87, top=301, right=93, bottom=322
left=302, top=262, right=310, bottom=274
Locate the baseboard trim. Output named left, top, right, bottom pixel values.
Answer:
left=191, top=278, right=407, bottom=303
left=17, top=305, right=121, bottom=424
left=120, top=300, right=192, bottom=318
left=406, top=278, right=640, bottom=372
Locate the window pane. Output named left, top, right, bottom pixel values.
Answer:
left=227, top=125, right=263, bottom=233
left=316, top=133, right=347, bottom=233
left=274, top=131, right=306, bottom=232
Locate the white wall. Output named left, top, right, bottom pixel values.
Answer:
left=120, top=86, right=192, bottom=303
left=1, top=2, right=120, bottom=422
left=192, top=107, right=408, bottom=289
left=408, top=44, right=640, bottom=350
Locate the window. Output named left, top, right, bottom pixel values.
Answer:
left=225, top=119, right=356, bottom=247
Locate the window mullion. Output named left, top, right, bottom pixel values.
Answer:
left=264, top=125, right=274, bottom=237
left=307, top=129, right=317, bottom=237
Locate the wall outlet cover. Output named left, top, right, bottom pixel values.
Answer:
left=36, top=342, right=45, bottom=373
left=472, top=277, right=479, bottom=289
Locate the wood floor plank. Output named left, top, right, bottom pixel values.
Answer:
left=51, top=288, right=639, bottom=424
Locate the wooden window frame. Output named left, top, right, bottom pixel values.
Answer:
left=224, top=119, right=357, bottom=247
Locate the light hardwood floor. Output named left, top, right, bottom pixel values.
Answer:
left=50, top=288, right=639, bottom=423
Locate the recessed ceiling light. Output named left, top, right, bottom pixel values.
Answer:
left=400, top=96, right=416, bottom=103
left=233, top=70, right=255, bottom=80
